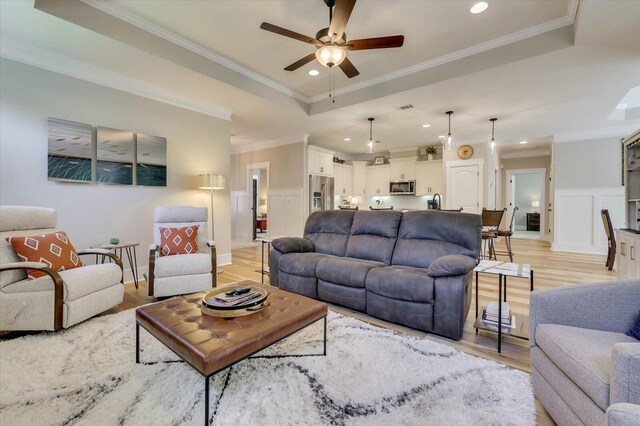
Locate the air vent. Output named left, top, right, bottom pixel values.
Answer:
left=398, top=104, right=414, bottom=110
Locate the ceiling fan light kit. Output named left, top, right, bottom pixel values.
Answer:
left=260, top=0, right=404, bottom=102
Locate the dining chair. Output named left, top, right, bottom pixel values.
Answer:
left=601, top=209, right=616, bottom=271
left=495, top=206, right=519, bottom=262
left=481, top=208, right=506, bottom=260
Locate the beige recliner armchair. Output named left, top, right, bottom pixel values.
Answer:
left=0, top=206, right=124, bottom=331
left=146, top=205, right=216, bottom=297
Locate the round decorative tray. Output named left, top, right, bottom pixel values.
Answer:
left=201, top=285, right=269, bottom=318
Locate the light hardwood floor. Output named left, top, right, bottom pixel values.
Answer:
left=105, top=237, right=616, bottom=425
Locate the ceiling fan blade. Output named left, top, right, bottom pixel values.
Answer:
left=284, top=53, right=317, bottom=71
left=338, top=56, right=360, bottom=78
left=260, top=22, right=319, bottom=45
left=346, top=35, right=405, bottom=51
left=328, top=0, right=356, bottom=40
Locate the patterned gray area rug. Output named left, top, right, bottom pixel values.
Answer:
left=0, top=309, right=535, bottom=425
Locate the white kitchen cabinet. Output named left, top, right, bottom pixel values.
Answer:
left=616, top=230, right=640, bottom=279
left=352, top=161, right=367, bottom=196
left=308, top=147, right=334, bottom=176
left=333, top=163, right=353, bottom=196
left=389, top=158, right=416, bottom=181
left=366, top=165, right=390, bottom=196
left=415, top=160, right=444, bottom=195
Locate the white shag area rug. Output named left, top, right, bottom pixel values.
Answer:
left=0, top=309, right=535, bottom=425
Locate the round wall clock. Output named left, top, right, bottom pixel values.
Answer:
left=457, top=145, right=474, bottom=159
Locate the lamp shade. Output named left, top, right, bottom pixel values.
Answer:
left=531, top=200, right=540, bottom=208
left=198, top=174, right=226, bottom=190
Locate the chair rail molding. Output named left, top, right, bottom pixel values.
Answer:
left=552, top=187, right=625, bottom=254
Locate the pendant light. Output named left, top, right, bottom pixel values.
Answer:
left=445, top=111, right=454, bottom=150
left=367, top=117, right=375, bottom=154
left=489, top=117, right=497, bottom=154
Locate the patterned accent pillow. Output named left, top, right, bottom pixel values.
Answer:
left=7, top=231, right=84, bottom=279
left=627, top=311, right=640, bottom=341
left=159, top=226, right=199, bottom=257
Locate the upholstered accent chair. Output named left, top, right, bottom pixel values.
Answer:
left=0, top=206, right=124, bottom=331
left=146, top=206, right=216, bottom=297
left=530, top=280, right=640, bottom=426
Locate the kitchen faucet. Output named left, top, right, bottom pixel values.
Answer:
left=433, top=193, right=442, bottom=210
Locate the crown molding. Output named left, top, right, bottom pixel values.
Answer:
left=0, top=38, right=233, bottom=121
left=553, top=123, right=639, bottom=143
left=309, top=0, right=580, bottom=103
left=81, top=0, right=312, bottom=105
left=82, top=0, right=578, bottom=108
left=231, top=134, right=309, bottom=155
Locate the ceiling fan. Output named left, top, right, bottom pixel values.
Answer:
left=260, top=0, right=405, bottom=79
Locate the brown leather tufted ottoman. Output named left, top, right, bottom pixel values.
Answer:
left=135, top=281, right=327, bottom=425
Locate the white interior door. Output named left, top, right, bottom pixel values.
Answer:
left=448, top=164, right=480, bottom=213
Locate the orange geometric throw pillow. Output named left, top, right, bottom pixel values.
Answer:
left=159, top=226, right=199, bottom=257
left=7, top=231, right=84, bottom=279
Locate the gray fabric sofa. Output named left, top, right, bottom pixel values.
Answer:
left=269, top=210, right=481, bottom=340
left=530, top=280, right=640, bottom=426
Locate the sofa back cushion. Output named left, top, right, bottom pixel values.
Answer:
left=345, top=211, right=402, bottom=264
left=304, top=210, right=356, bottom=256
left=392, top=210, right=481, bottom=268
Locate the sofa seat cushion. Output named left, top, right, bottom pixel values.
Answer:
left=316, top=257, right=385, bottom=288
left=2, top=263, right=122, bottom=301
left=536, top=324, right=638, bottom=410
left=278, top=252, right=335, bottom=278
left=154, top=253, right=212, bottom=278
left=365, top=266, right=434, bottom=303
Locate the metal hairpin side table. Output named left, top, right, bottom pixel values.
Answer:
left=94, top=242, right=140, bottom=289
left=474, top=259, right=534, bottom=353
left=255, top=237, right=274, bottom=284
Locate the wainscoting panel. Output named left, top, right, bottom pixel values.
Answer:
left=553, top=187, right=625, bottom=254
left=231, top=191, right=251, bottom=241
left=268, top=188, right=305, bottom=238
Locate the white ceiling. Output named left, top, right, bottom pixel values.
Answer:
left=1, top=0, right=639, bottom=155
left=107, top=0, right=571, bottom=99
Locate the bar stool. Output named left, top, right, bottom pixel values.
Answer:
left=481, top=208, right=506, bottom=260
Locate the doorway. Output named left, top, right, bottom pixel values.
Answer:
left=248, top=166, right=269, bottom=240
left=505, top=169, right=545, bottom=240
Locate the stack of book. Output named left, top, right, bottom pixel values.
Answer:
left=482, top=302, right=516, bottom=329
left=205, top=289, right=263, bottom=308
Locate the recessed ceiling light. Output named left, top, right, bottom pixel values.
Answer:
left=344, top=138, right=351, bottom=141
left=308, top=69, right=319, bottom=76
left=519, top=140, right=528, bottom=144
left=470, top=1, right=489, bottom=14
left=422, top=124, right=431, bottom=128
left=438, top=135, right=446, bottom=139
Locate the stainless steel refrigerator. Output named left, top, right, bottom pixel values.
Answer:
left=309, top=175, right=334, bottom=213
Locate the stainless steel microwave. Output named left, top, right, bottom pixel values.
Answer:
left=389, top=180, right=415, bottom=195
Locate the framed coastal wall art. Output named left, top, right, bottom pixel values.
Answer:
left=96, top=127, right=134, bottom=185
left=47, top=118, right=93, bottom=183
left=136, top=133, right=167, bottom=186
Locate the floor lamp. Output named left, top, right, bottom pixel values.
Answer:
left=198, top=173, right=226, bottom=274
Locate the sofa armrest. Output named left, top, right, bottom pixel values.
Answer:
left=77, top=249, right=124, bottom=283
left=606, top=403, right=640, bottom=426
left=612, top=342, right=640, bottom=405
left=149, top=243, right=158, bottom=252
left=271, top=237, right=314, bottom=254
left=529, top=280, right=640, bottom=347
left=207, top=240, right=215, bottom=248
left=427, top=255, right=477, bottom=278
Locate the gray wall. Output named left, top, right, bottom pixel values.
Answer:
left=0, top=58, right=232, bottom=279
left=554, top=137, right=622, bottom=189
left=230, top=143, right=305, bottom=191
